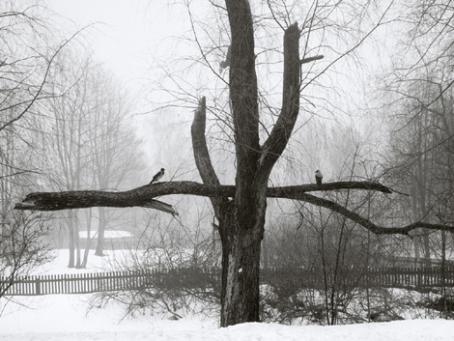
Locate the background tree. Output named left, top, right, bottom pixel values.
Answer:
left=85, top=66, right=145, bottom=257
left=40, top=53, right=92, bottom=268
left=35, top=52, right=146, bottom=267
left=0, top=0, right=70, bottom=300
left=380, top=0, right=454, bottom=265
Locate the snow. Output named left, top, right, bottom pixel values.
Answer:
left=78, top=230, right=133, bottom=239
left=0, top=294, right=453, bottom=341
left=0, top=294, right=214, bottom=340
left=30, top=248, right=199, bottom=274
left=3, top=249, right=454, bottom=340
left=30, top=249, right=137, bottom=274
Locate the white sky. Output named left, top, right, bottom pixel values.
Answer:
left=47, top=0, right=188, bottom=89
left=44, top=0, right=398, bottom=177
left=46, top=0, right=197, bottom=161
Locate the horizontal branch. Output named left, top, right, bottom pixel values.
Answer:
left=296, top=192, right=454, bottom=235
left=267, top=181, right=393, bottom=197
left=16, top=180, right=452, bottom=235
left=15, top=180, right=393, bottom=211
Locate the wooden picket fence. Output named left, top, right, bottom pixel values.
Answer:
left=1, top=265, right=454, bottom=296
left=261, top=265, right=454, bottom=290
left=0, top=268, right=216, bottom=296
left=1, top=271, right=152, bottom=296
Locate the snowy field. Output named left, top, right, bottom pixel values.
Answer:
left=1, top=248, right=454, bottom=340
left=30, top=248, right=138, bottom=274
left=0, top=294, right=453, bottom=341
left=31, top=247, right=193, bottom=274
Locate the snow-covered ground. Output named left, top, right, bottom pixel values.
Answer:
left=31, top=248, right=198, bottom=274
left=2, top=249, right=454, bottom=340
left=0, top=294, right=453, bottom=341
left=30, top=249, right=137, bottom=274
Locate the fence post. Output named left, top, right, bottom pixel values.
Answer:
left=35, top=277, right=41, bottom=295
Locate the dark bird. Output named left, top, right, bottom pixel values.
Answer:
left=315, top=169, right=323, bottom=186
left=150, top=168, right=165, bottom=184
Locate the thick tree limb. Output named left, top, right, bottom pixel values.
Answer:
left=295, top=192, right=454, bottom=235
left=267, top=181, right=393, bottom=197
left=259, top=23, right=300, bottom=178
left=15, top=180, right=393, bottom=211
left=15, top=193, right=178, bottom=216
left=191, top=96, right=225, bottom=218
left=225, top=0, right=261, bottom=198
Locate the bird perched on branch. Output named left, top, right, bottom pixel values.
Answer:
left=150, top=168, right=165, bottom=184
left=315, top=169, right=323, bottom=186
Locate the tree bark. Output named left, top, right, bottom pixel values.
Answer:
left=222, top=223, right=262, bottom=325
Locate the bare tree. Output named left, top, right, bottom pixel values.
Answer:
left=15, top=1, right=454, bottom=327
left=37, top=54, right=146, bottom=267
left=84, top=66, right=145, bottom=257
left=380, top=0, right=454, bottom=265
left=0, top=0, right=67, bottom=293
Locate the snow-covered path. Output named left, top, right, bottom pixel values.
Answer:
left=0, top=295, right=454, bottom=341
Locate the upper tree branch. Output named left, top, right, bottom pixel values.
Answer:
left=259, top=23, right=300, bottom=178
left=191, top=96, right=226, bottom=218
left=225, top=0, right=261, bottom=185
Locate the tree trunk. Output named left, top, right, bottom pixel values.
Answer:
left=95, top=207, right=106, bottom=256
left=215, top=185, right=266, bottom=327
left=217, top=201, right=264, bottom=326
left=67, top=212, right=75, bottom=268
left=221, top=229, right=262, bottom=325
left=81, top=208, right=93, bottom=268
left=74, top=213, right=81, bottom=268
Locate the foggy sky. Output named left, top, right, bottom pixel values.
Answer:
left=45, top=0, right=400, bottom=183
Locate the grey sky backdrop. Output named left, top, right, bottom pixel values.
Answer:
left=46, top=1, right=186, bottom=160
left=45, top=0, right=400, bottom=183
